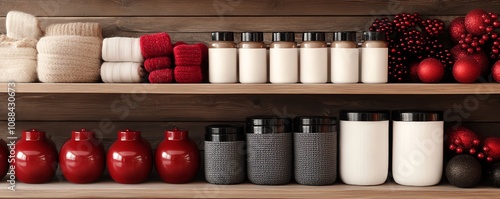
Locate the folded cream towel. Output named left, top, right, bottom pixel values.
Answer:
left=102, top=37, right=144, bottom=62
left=100, top=62, right=145, bottom=83
left=6, top=11, right=43, bottom=40
left=46, top=22, right=103, bottom=38
left=0, top=35, right=38, bottom=82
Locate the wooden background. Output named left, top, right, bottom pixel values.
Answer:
left=0, top=0, right=500, bottom=178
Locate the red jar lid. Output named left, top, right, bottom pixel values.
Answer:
left=165, top=128, right=188, bottom=141
left=118, top=129, right=141, bottom=141
left=72, top=128, right=95, bottom=141
left=22, top=129, right=46, bottom=141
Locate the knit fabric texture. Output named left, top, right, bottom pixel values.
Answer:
left=246, top=133, right=292, bottom=185
left=174, top=44, right=203, bottom=66
left=149, top=68, right=173, bottom=83
left=174, top=66, right=203, bottom=83
left=0, top=35, right=38, bottom=82
left=45, top=22, right=103, bottom=38
left=101, top=62, right=145, bottom=83
left=102, top=37, right=144, bottom=62
left=139, top=32, right=173, bottom=58
left=6, top=11, right=43, bottom=40
left=294, top=132, right=337, bottom=186
left=205, top=141, right=246, bottom=185
left=37, top=36, right=102, bottom=82
left=144, top=57, right=172, bottom=73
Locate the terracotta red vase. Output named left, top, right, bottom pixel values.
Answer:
left=156, top=128, right=200, bottom=183
left=107, top=129, right=152, bottom=184
left=14, top=129, right=58, bottom=183
left=0, top=139, right=8, bottom=179
left=60, top=129, right=105, bottom=183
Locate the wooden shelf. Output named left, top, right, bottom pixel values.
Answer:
left=1, top=83, right=500, bottom=94
left=0, top=181, right=497, bottom=198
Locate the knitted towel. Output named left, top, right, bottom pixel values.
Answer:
left=139, top=32, right=173, bottom=58
left=174, top=66, right=203, bottom=83
left=173, top=44, right=203, bottom=66
left=144, top=57, right=172, bottom=72
left=100, top=62, right=145, bottom=83
left=0, top=35, right=38, bottom=82
left=149, top=68, right=173, bottom=83
left=46, top=22, right=102, bottom=38
left=37, top=36, right=102, bottom=83
left=6, top=11, right=43, bottom=40
left=102, top=37, right=144, bottom=62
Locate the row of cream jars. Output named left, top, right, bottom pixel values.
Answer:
left=208, top=31, right=388, bottom=84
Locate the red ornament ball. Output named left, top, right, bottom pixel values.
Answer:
left=453, top=58, right=481, bottom=83
left=417, top=58, right=444, bottom=83
left=465, top=9, right=488, bottom=36
left=483, top=137, right=500, bottom=162
left=450, top=17, right=467, bottom=43
left=451, top=45, right=489, bottom=75
left=447, top=126, right=481, bottom=155
left=409, top=62, right=421, bottom=82
left=492, top=60, right=500, bottom=83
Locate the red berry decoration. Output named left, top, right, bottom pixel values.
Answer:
left=447, top=127, right=481, bottom=155
left=465, top=9, right=488, bottom=36
left=482, top=137, right=500, bottom=162
left=409, top=62, right=420, bottom=82
left=450, top=17, right=467, bottom=43
left=417, top=58, right=444, bottom=83
left=451, top=45, right=489, bottom=75
left=452, top=58, right=481, bottom=83
left=492, top=60, right=500, bottom=82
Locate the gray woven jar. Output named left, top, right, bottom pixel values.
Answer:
left=294, top=116, right=337, bottom=186
left=246, top=116, right=292, bottom=185
left=205, top=124, right=245, bottom=185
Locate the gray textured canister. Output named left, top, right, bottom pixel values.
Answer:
left=294, top=116, right=337, bottom=186
left=246, top=116, right=292, bottom=185
left=204, top=124, right=245, bottom=185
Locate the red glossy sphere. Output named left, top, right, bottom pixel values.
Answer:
left=14, top=129, right=58, bottom=183
left=156, top=128, right=200, bottom=183
left=492, top=60, right=500, bottom=83
left=0, top=139, right=8, bottom=179
left=60, top=129, right=105, bottom=183
left=107, top=129, right=152, bottom=184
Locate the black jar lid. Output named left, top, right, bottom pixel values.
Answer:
left=303, top=32, right=325, bottom=42
left=340, top=110, right=389, bottom=121
left=246, top=116, right=292, bottom=134
left=392, top=111, right=443, bottom=121
left=205, top=124, right=244, bottom=141
left=272, top=32, right=295, bottom=42
left=294, top=116, right=337, bottom=133
left=334, top=31, right=357, bottom=42
left=363, top=31, right=385, bottom=41
left=241, top=32, right=264, bottom=42
left=212, top=32, right=234, bottom=41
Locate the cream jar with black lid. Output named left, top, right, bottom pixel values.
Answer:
left=331, top=31, right=359, bottom=83
left=300, top=32, right=328, bottom=83
left=246, top=116, right=292, bottom=185
left=239, top=32, right=267, bottom=83
left=269, top=32, right=298, bottom=84
left=361, top=31, right=388, bottom=83
left=209, top=32, right=237, bottom=83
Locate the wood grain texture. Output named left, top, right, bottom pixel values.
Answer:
left=1, top=93, right=500, bottom=122
left=2, top=83, right=500, bottom=94
left=0, top=0, right=496, bottom=17
left=0, top=181, right=498, bottom=199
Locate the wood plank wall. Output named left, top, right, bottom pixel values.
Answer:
left=0, top=0, right=500, bottom=146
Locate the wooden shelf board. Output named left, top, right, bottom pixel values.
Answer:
left=0, top=181, right=497, bottom=198
left=1, top=83, right=500, bottom=94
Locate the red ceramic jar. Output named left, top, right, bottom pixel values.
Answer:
left=60, top=129, right=105, bottom=183
left=156, top=128, right=200, bottom=183
left=0, top=139, right=8, bottom=179
left=107, top=129, right=152, bottom=184
left=14, top=129, right=58, bottom=183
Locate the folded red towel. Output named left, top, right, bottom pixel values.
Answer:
left=148, top=68, right=173, bottom=83
left=173, top=44, right=203, bottom=66
left=144, top=57, right=172, bottom=72
left=174, top=66, right=203, bottom=83
left=140, top=32, right=173, bottom=58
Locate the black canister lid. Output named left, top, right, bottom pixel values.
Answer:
left=294, top=116, right=337, bottom=133
left=334, top=31, right=357, bottom=42
left=363, top=31, right=385, bottom=41
left=272, top=32, right=295, bottom=42
left=241, top=32, right=264, bottom=42
left=205, top=124, right=244, bottom=141
left=393, top=111, right=443, bottom=121
left=340, top=110, right=389, bottom=121
left=246, top=116, right=292, bottom=134
left=302, top=32, right=325, bottom=42
left=212, top=32, right=234, bottom=41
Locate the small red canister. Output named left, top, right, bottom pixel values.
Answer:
left=156, top=128, right=200, bottom=183
left=60, top=129, right=105, bottom=183
left=107, top=129, right=152, bottom=184
left=15, top=129, right=58, bottom=183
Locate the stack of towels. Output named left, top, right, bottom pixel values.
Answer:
left=101, top=37, right=145, bottom=83
left=173, top=43, right=208, bottom=83
left=140, top=32, right=174, bottom=83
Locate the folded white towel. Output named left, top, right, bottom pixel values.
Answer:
left=0, top=35, right=38, bottom=82
left=6, top=11, right=43, bottom=40
left=102, top=37, right=144, bottom=62
left=100, top=62, right=145, bottom=83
